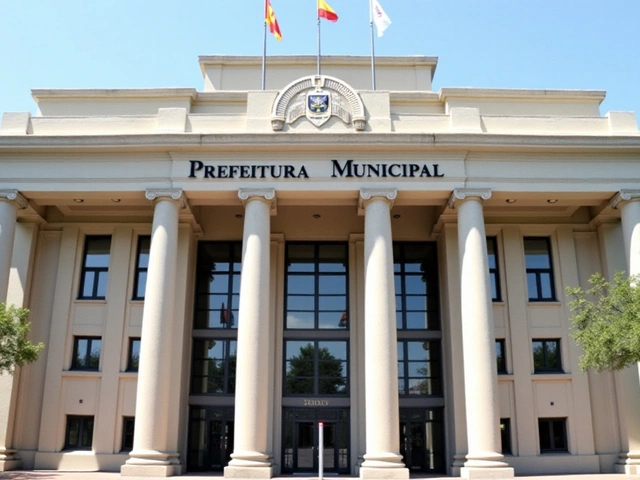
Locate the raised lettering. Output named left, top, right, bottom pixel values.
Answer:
left=331, top=159, right=353, bottom=178
left=389, top=164, right=401, bottom=177
left=298, top=166, right=309, bottom=178
left=420, top=165, right=432, bottom=177
left=433, top=164, right=444, bottom=177
left=189, top=160, right=204, bottom=178
left=204, top=165, right=215, bottom=178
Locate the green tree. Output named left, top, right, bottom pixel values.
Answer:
left=285, top=344, right=346, bottom=395
left=567, top=271, right=640, bottom=372
left=0, top=303, right=44, bottom=375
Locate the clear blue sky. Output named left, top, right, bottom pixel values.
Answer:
left=1, top=0, right=639, bottom=125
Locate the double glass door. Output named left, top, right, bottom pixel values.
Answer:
left=399, top=408, right=445, bottom=473
left=188, top=407, right=234, bottom=472
left=283, top=408, right=349, bottom=474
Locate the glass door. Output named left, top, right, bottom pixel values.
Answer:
left=399, top=408, right=445, bottom=473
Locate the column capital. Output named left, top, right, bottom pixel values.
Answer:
left=611, top=190, right=640, bottom=210
left=358, top=188, right=397, bottom=214
left=448, top=188, right=492, bottom=209
left=238, top=188, right=277, bottom=215
left=145, top=189, right=186, bottom=208
left=0, top=190, right=28, bottom=209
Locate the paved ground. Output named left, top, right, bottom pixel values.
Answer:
left=1, top=473, right=640, bottom=480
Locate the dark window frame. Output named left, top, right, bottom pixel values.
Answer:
left=121, top=417, right=135, bottom=452
left=524, top=237, right=556, bottom=302
left=394, top=242, right=440, bottom=331
left=283, top=339, right=350, bottom=397
left=284, top=242, right=349, bottom=331
left=397, top=339, right=442, bottom=397
left=538, top=418, right=568, bottom=453
left=64, top=415, right=94, bottom=450
left=496, top=339, right=507, bottom=374
left=194, top=242, right=243, bottom=330
left=500, top=418, right=512, bottom=454
left=71, top=336, right=102, bottom=371
left=78, top=235, right=111, bottom=300
left=532, top=339, right=562, bottom=373
left=191, top=338, right=238, bottom=395
left=127, top=337, right=140, bottom=372
left=487, top=236, right=502, bottom=302
left=132, top=235, right=151, bottom=300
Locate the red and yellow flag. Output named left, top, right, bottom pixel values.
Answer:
left=318, top=0, right=338, bottom=22
left=265, top=0, right=282, bottom=41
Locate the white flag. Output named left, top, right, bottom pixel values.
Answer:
left=372, top=0, right=391, bottom=37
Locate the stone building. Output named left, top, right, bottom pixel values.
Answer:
left=1, top=54, right=640, bottom=479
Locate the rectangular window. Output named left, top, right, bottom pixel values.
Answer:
left=532, top=339, right=562, bottom=373
left=133, top=236, right=151, bottom=300
left=191, top=339, right=237, bottom=395
left=500, top=418, right=512, bottom=454
left=284, top=340, right=348, bottom=395
left=71, top=336, right=101, bottom=371
left=127, top=337, right=140, bottom=372
left=487, top=237, right=501, bottom=301
left=496, top=339, right=507, bottom=374
left=194, top=242, right=242, bottom=329
left=65, top=415, right=94, bottom=450
left=121, top=417, right=135, bottom=452
left=285, top=243, right=348, bottom=330
left=79, top=235, right=111, bottom=300
left=397, top=340, right=442, bottom=396
left=538, top=418, right=568, bottom=453
left=394, top=243, right=440, bottom=330
left=524, top=237, right=556, bottom=301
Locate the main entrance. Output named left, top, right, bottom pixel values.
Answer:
left=399, top=408, right=445, bottom=473
left=187, top=407, right=235, bottom=472
left=282, top=408, right=350, bottom=474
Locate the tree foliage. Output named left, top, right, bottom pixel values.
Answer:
left=567, top=272, right=640, bottom=372
left=0, top=303, right=44, bottom=375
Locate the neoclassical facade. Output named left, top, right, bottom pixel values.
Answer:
left=1, top=55, right=640, bottom=478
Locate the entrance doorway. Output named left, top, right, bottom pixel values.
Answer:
left=282, top=408, right=349, bottom=474
left=399, top=408, right=445, bottom=473
left=188, top=407, right=234, bottom=472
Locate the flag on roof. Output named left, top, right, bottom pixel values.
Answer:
left=266, top=0, right=283, bottom=41
left=372, top=0, right=391, bottom=37
left=318, top=0, right=338, bottom=22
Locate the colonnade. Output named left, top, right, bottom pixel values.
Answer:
left=1, top=188, right=640, bottom=477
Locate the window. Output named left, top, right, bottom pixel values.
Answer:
left=65, top=415, right=94, bottom=450
left=532, top=339, right=562, bottom=373
left=284, top=340, right=348, bottom=395
left=500, top=418, right=512, bottom=454
left=79, top=236, right=111, bottom=300
left=496, top=339, right=507, bottom=374
left=538, top=418, right=567, bottom=453
left=127, top=337, right=140, bottom=372
left=194, top=243, right=242, bottom=329
left=397, top=340, right=442, bottom=396
left=285, top=243, right=348, bottom=330
left=487, top=237, right=501, bottom=301
left=133, top=236, right=150, bottom=300
left=191, top=339, right=237, bottom=394
left=524, top=237, right=556, bottom=301
left=71, top=336, right=101, bottom=371
left=394, top=243, right=440, bottom=330
left=121, top=417, right=135, bottom=452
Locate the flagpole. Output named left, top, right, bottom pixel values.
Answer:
left=262, top=0, right=268, bottom=90
left=317, top=2, right=321, bottom=76
left=369, top=0, right=376, bottom=90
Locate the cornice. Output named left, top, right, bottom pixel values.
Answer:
left=32, top=88, right=198, bottom=101
left=1, top=133, right=640, bottom=152
left=440, top=87, right=606, bottom=104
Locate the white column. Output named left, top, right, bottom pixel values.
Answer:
left=225, top=189, right=275, bottom=479
left=122, top=189, right=185, bottom=477
left=359, top=189, right=408, bottom=480
left=449, top=189, right=513, bottom=480
left=610, top=190, right=640, bottom=473
left=0, top=190, right=27, bottom=304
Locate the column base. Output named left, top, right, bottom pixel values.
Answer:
left=461, top=466, right=514, bottom=479
left=121, top=464, right=182, bottom=477
left=0, top=459, right=22, bottom=472
left=615, top=464, right=640, bottom=474
left=224, top=465, right=273, bottom=478
left=360, top=467, right=409, bottom=479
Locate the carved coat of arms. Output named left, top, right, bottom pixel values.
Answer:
left=271, top=75, right=366, bottom=131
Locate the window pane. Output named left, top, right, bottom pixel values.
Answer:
left=286, top=312, right=314, bottom=329
left=96, top=271, right=108, bottom=297
left=318, top=295, right=346, bottom=311
left=532, top=341, right=544, bottom=371
left=527, top=273, right=539, bottom=299
left=89, top=339, right=101, bottom=369
left=81, top=417, right=94, bottom=447
left=288, top=275, right=314, bottom=294
left=405, top=296, right=427, bottom=311
left=318, top=244, right=347, bottom=272
left=288, top=244, right=315, bottom=272
left=404, top=276, right=425, bottom=295
left=208, top=274, right=229, bottom=293
left=84, top=237, right=111, bottom=267
left=406, top=312, right=428, bottom=329
left=287, top=295, right=315, bottom=311
left=540, top=273, right=553, bottom=299
left=524, top=238, right=551, bottom=268
left=546, top=341, right=559, bottom=369
left=318, top=275, right=346, bottom=295
left=137, top=237, right=151, bottom=268
left=82, top=272, right=95, bottom=298
left=135, top=271, right=147, bottom=298
left=318, top=312, right=346, bottom=329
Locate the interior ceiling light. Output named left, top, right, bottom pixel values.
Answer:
left=111, top=198, right=121, bottom=203
left=505, top=199, right=516, bottom=204
left=547, top=199, right=558, bottom=204
left=73, top=199, right=84, bottom=203
left=313, top=214, right=321, bottom=219
left=393, top=214, right=401, bottom=219
left=235, top=214, right=243, bottom=219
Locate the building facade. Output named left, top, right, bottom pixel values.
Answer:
left=1, top=55, right=640, bottom=478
